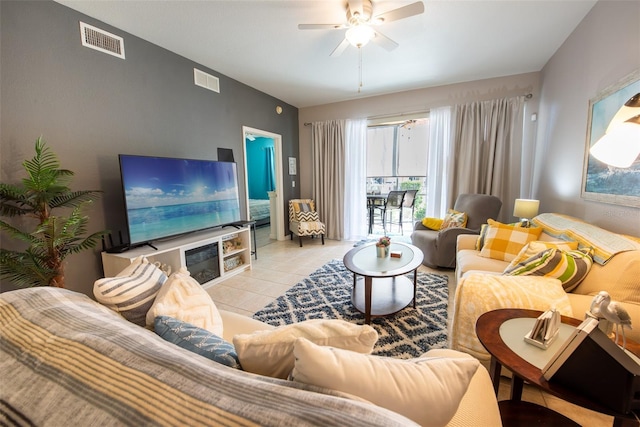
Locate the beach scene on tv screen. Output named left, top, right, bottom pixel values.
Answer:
left=120, top=156, right=241, bottom=244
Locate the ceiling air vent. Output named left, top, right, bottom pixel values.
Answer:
left=79, top=22, right=125, bottom=59
left=194, top=68, right=220, bottom=93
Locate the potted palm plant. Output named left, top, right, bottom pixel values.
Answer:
left=0, top=137, right=107, bottom=288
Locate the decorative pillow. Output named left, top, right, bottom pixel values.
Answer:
left=440, top=209, right=467, bottom=230
left=291, top=338, right=479, bottom=427
left=505, top=240, right=579, bottom=271
left=475, top=223, right=490, bottom=250
left=295, top=210, right=319, bottom=222
left=154, top=316, right=241, bottom=369
left=292, top=201, right=313, bottom=212
left=421, top=217, right=444, bottom=230
left=479, top=219, right=542, bottom=262
left=94, top=255, right=167, bottom=326
left=504, top=248, right=594, bottom=292
left=146, top=267, right=223, bottom=336
left=233, top=319, right=378, bottom=379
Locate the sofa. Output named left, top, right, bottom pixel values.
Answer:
left=1, top=286, right=503, bottom=427
left=449, top=213, right=640, bottom=366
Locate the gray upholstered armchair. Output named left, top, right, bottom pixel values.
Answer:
left=410, top=194, right=502, bottom=269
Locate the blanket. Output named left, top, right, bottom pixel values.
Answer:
left=0, top=288, right=416, bottom=427
left=532, top=213, right=640, bottom=265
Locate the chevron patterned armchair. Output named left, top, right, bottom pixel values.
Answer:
left=289, top=199, right=326, bottom=247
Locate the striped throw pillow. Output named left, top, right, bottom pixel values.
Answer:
left=94, top=256, right=167, bottom=326
left=504, top=240, right=579, bottom=271
left=504, top=248, right=593, bottom=292
left=479, top=220, right=542, bottom=262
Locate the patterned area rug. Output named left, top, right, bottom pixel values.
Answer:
left=253, top=259, right=448, bottom=358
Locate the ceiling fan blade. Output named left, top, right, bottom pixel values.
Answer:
left=373, top=1, right=425, bottom=24
left=371, top=30, right=399, bottom=51
left=298, top=23, right=347, bottom=30
left=330, top=38, right=351, bottom=57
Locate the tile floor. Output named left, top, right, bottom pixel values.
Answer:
left=206, top=225, right=615, bottom=427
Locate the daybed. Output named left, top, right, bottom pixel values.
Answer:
left=450, top=212, right=640, bottom=366
left=1, top=286, right=503, bottom=427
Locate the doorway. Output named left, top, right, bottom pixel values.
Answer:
left=242, top=126, right=286, bottom=243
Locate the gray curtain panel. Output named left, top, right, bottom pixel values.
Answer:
left=449, top=96, right=525, bottom=222
left=311, top=120, right=346, bottom=240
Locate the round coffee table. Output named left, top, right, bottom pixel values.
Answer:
left=343, top=242, right=423, bottom=324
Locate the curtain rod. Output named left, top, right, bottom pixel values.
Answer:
left=303, top=93, right=532, bottom=126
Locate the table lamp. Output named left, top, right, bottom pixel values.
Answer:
left=513, top=199, right=539, bottom=227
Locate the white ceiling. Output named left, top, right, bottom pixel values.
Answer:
left=55, top=0, right=597, bottom=108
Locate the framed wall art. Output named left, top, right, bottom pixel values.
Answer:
left=288, top=157, right=297, bottom=176
left=581, top=69, right=640, bottom=207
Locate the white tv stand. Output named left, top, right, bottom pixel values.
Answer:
left=101, top=225, right=252, bottom=289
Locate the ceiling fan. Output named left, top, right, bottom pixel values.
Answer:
left=298, top=0, right=425, bottom=57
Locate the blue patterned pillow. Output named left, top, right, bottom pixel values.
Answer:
left=154, top=316, right=241, bottom=369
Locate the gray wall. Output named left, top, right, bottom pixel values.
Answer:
left=534, top=0, right=640, bottom=236
left=0, top=0, right=300, bottom=294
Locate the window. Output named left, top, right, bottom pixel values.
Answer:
left=366, top=118, right=429, bottom=220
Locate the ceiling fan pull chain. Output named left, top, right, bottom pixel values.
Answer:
left=358, top=47, right=363, bottom=93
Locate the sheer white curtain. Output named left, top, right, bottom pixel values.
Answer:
left=448, top=96, right=525, bottom=221
left=425, top=106, right=453, bottom=218
left=311, top=120, right=345, bottom=240
left=344, top=119, right=368, bottom=241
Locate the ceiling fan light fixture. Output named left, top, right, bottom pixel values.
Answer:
left=346, top=24, right=375, bottom=47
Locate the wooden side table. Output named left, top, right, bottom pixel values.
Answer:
left=476, top=308, right=640, bottom=427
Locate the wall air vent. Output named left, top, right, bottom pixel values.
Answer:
left=194, top=68, right=220, bottom=93
left=79, top=22, right=125, bottom=59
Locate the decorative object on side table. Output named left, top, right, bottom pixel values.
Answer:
left=588, top=290, right=633, bottom=349
left=524, top=308, right=560, bottom=349
left=0, top=137, right=107, bottom=288
left=376, top=236, right=391, bottom=258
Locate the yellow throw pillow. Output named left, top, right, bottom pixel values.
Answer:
left=421, top=217, right=444, bottom=230
left=505, top=240, right=579, bottom=271
left=479, top=219, right=543, bottom=262
left=440, top=209, right=468, bottom=230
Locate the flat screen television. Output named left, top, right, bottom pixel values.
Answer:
left=118, top=154, right=241, bottom=246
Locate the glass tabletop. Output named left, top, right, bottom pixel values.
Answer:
left=344, top=242, right=423, bottom=277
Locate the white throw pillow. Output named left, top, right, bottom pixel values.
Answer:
left=146, top=267, right=223, bottom=336
left=233, top=319, right=378, bottom=379
left=291, top=338, right=479, bottom=427
left=94, top=255, right=167, bottom=326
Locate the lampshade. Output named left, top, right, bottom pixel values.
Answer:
left=345, top=24, right=375, bottom=48
left=513, top=199, right=540, bottom=220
